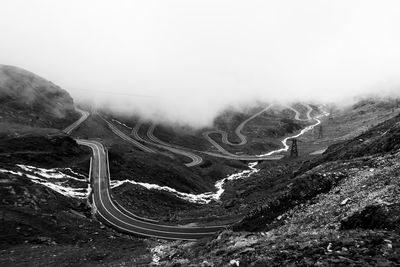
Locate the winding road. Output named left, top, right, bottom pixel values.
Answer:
left=146, top=124, right=203, bottom=167
left=204, top=104, right=274, bottom=147
left=130, top=119, right=147, bottom=143
left=144, top=103, right=283, bottom=160
left=63, top=109, right=227, bottom=239
left=147, top=120, right=283, bottom=161
left=77, top=139, right=227, bottom=240
left=104, top=117, right=202, bottom=167
left=62, top=103, right=327, bottom=240
left=86, top=103, right=319, bottom=164
left=128, top=103, right=314, bottom=161
left=99, top=115, right=156, bottom=154
left=285, top=103, right=313, bottom=121
left=63, top=107, right=90, bottom=134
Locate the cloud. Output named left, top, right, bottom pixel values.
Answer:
left=1, top=0, right=399, bottom=127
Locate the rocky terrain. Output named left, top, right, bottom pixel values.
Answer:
left=0, top=131, right=155, bottom=266
left=1, top=105, right=399, bottom=265
left=1, top=65, right=400, bottom=266
left=0, top=67, right=152, bottom=265
left=149, top=112, right=400, bottom=266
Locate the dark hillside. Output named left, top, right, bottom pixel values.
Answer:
left=0, top=65, right=79, bottom=129
left=0, top=132, right=90, bottom=169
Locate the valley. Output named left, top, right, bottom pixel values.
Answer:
left=1, top=65, right=399, bottom=265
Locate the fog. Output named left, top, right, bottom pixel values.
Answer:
left=1, top=1, right=400, bottom=126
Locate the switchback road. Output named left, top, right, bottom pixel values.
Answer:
left=99, top=115, right=156, bottom=154
left=77, top=139, right=227, bottom=240
left=147, top=121, right=283, bottom=161
left=203, top=104, right=273, bottom=149
left=285, top=103, right=313, bottom=121
left=147, top=124, right=203, bottom=167
left=63, top=107, right=90, bottom=134
left=106, top=117, right=202, bottom=167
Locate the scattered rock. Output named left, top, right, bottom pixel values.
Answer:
left=201, top=260, right=213, bottom=267
left=340, top=198, right=350, bottom=206
left=327, top=243, right=333, bottom=252
left=229, top=259, right=240, bottom=266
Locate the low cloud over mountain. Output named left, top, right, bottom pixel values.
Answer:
left=1, top=1, right=400, bottom=126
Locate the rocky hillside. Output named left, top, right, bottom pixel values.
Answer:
left=0, top=65, right=79, bottom=130
left=150, top=112, right=400, bottom=266
left=0, top=132, right=152, bottom=266
left=0, top=155, right=150, bottom=266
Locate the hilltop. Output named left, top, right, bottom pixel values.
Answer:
left=0, top=65, right=79, bottom=132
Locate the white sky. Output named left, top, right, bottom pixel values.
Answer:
left=1, top=1, right=400, bottom=126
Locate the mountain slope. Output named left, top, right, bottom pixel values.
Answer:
left=0, top=65, right=79, bottom=130
left=150, top=108, right=400, bottom=266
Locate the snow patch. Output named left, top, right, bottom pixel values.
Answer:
left=0, top=165, right=89, bottom=199
left=111, top=162, right=259, bottom=204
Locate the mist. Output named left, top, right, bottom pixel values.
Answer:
left=1, top=0, right=400, bottom=127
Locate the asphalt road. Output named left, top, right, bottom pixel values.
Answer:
left=62, top=105, right=326, bottom=240
left=285, top=103, right=313, bottom=121
left=106, top=117, right=202, bottom=167
left=105, top=104, right=293, bottom=163
left=202, top=104, right=278, bottom=158
left=63, top=107, right=90, bottom=134
left=132, top=107, right=284, bottom=161
left=230, top=104, right=274, bottom=145
left=203, top=105, right=273, bottom=149
left=99, top=115, right=156, bottom=153
left=147, top=124, right=203, bottom=167
left=77, top=139, right=227, bottom=240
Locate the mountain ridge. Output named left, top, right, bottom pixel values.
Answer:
left=0, top=65, right=79, bottom=131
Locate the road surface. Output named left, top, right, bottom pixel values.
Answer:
left=64, top=105, right=329, bottom=240
left=202, top=131, right=285, bottom=160
left=100, top=116, right=203, bottom=167
left=99, top=115, right=156, bottom=153
left=203, top=104, right=273, bottom=148
left=106, top=117, right=202, bottom=167
left=97, top=103, right=328, bottom=163
left=285, top=103, right=313, bottom=121
left=147, top=124, right=203, bottom=167
left=77, top=139, right=227, bottom=240
left=147, top=122, right=282, bottom=161
left=130, top=119, right=147, bottom=142
left=63, top=107, right=90, bottom=134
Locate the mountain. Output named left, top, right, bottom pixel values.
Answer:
left=1, top=65, right=400, bottom=266
left=0, top=65, right=79, bottom=131
left=151, top=108, right=400, bottom=266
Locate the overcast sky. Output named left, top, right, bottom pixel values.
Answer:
left=1, top=1, right=400, bottom=126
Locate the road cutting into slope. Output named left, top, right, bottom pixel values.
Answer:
left=77, top=139, right=227, bottom=240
